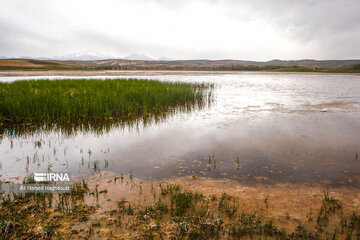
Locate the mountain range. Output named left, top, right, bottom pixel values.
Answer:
left=0, top=51, right=173, bottom=61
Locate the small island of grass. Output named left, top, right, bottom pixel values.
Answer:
left=0, top=78, right=213, bottom=127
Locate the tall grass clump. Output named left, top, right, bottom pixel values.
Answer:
left=0, top=78, right=213, bottom=127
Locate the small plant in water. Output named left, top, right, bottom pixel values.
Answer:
left=93, top=160, right=100, bottom=172
left=104, top=159, right=109, bottom=168
left=236, top=156, right=240, bottom=169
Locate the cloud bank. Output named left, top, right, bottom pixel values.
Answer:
left=0, top=0, right=359, bottom=60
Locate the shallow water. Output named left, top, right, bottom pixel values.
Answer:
left=1, top=72, right=360, bottom=187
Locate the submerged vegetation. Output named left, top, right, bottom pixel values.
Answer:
left=0, top=78, right=213, bottom=134
left=1, top=179, right=359, bottom=239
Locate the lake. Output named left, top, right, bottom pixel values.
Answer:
left=1, top=72, right=360, bottom=187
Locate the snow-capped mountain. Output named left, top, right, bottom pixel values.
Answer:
left=2, top=51, right=173, bottom=61
left=54, top=51, right=121, bottom=61
left=123, top=53, right=153, bottom=61
left=158, top=56, right=174, bottom=61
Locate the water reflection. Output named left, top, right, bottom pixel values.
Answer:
left=0, top=101, right=211, bottom=138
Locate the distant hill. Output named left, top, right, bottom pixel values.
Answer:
left=1, top=58, right=360, bottom=73
left=59, top=59, right=360, bottom=72
left=0, top=59, right=80, bottom=71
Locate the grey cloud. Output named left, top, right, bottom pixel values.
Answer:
left=223, top=0, right=360, bottom=58
left=231, top=0, right=360, bottom=42
left=0, top=17, right=53, bottom=56
left=0, top=0, right=359, bottom=60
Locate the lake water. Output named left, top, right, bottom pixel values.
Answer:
left=1, top=72, right=360, bottom=187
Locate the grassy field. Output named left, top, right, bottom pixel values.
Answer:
left=0, top=59, right=80, bottom=71
left=0, top=79, right=213, bottom=127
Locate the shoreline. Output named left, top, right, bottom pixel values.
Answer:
left=1, top=70, right=360, bottom=78
left=2, top=172, right=360, bottom=239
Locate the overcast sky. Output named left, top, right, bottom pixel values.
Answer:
left=0, top=0, right=359, bottom=60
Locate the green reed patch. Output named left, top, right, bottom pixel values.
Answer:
left=0, top=78, right=213, bottom=126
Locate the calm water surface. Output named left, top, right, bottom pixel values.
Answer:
left=1, top=73, right=360, bottom=187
